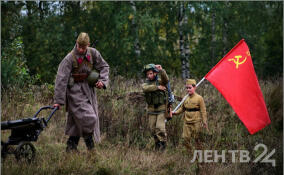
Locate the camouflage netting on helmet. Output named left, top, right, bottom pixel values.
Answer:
left=143, top=64, right=158, bottom=75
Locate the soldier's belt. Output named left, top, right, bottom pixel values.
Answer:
left=185, top=108, right=200, bottom=112
left=148, top=110, right=166, bottom=115
left=72, top=73, right=88, bottom=82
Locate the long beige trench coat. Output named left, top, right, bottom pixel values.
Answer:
left=54, top=46, right=109, bottom=143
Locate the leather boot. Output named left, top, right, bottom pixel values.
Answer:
left=83, top=133, right=94, bottom=150
left=160, top=141, right=166, bottom=151
left=66, top=136, right=80, bottom=152
left=155, top=141, right=161, bottom=151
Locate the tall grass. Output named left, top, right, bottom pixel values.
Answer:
left=1, top=77, right=282, bottom=174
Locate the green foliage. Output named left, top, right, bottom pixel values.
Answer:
left=1, top=1, right=24, bottom=48
left=1, top=37, right=39, bottom=88
left=188, top=2, right=283, bottom=78
left=2, top=1, right=282, bottom=84
left=1, top=2, right=282, bottom=173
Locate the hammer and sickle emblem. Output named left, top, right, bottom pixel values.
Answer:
left=228, top=55, right=247, bottom=69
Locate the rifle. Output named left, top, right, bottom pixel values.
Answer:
left=166, top=81, right=175, bottom=119
left=91, top=40, right=99, bottom=48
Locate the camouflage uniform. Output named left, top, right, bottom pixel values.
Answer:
left=142, top=67, right=169, bottom=150
left=175, top=79, right=207, bottom=150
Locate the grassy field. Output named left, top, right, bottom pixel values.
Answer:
left=1, top=76, right=283, bottom=175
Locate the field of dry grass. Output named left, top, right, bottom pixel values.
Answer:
left=1, top=76, right=283, bottom=174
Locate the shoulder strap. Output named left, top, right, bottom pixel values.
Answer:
left=89, top=47, right=97, bottom=68
left=80, top=47, right=93, bottom=71
left=87, top=47, right=94, bottom=70
left=70, top=48, right=96, bottom=74
left=71, top=51, right=79, bottom=74
left=155, top=75, right=160, bottom=86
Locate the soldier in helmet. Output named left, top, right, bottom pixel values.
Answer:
left=142, top=64, right=170, bottom=151
left=172, top=79, right=208, bottom=151
left=53, top=32, right=109, bottom=152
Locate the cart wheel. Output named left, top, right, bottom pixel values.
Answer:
left=1, top=141, right=8, bottom=160
left=15, top=142, right=36, bottom=162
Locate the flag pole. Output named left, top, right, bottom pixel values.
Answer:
left=165, top=77, right=206, bottom=123
left=196, top=77, right=205, bottom=87
left=172, top=77, right=205, bottom=113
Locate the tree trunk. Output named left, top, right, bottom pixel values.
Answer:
left=183, top=5, right=190, bottom=79
left=130, top=0, right=141, bottom=58
left=223, top=18, right=228, bottom=55
left=179, top=2, right=190, bottom=79
left=222, top=2, right=229, bottom=56
left=211, top=6, right=216, bottom=64
left=39, top=1, right=44, bottom=20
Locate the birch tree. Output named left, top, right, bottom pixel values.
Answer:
left=178, top=2, right=190, bottom=79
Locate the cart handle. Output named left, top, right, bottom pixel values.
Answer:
left=45, top=106, right=58, bottom=123
left=33, top=106, right=58, bottom=125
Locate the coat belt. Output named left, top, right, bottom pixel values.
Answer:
left=185, top=108, right=200, bottom=112
left=72, top=73, right=88, bottom=82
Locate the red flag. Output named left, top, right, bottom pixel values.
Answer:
left=205, top=39, right=270, bottom=134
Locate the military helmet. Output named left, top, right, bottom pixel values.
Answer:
left=143, top=64, right=158, bottom=75
left=87, top=69, right=99, bottom=86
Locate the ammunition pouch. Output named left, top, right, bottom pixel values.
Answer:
left=68, top=73, right=88, bottom=88
left=68, top=48, right=98, bottom=88
left=72, top=73, right=88, bottom=82
left=68, top=76, right=75, bottom=88
left=145, top=90, right=166, bottom=107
